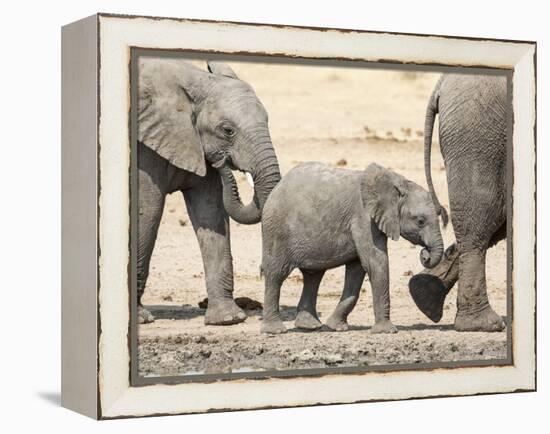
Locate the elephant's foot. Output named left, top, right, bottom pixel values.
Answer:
left=204, top=299, right=247, bottom=325
left=261, top=317, right=287, bottom=334
left=325, top=296, right=356, bottom=331
left=138, top=306, right=155, bottom=324
left=408, top=244, right=458, bottom=323
left=371, top=320, right=398, bottom=334
left=325, top=314, right=349, bottom=331
left=454, top=306, right=505, bottom=332
left=295, top=310, right=322, bottom=330
left=408, top=274, right=449, bottom=323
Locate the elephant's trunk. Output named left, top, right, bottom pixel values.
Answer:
left=217, top=142, right=281, bottom=225
left=419, top=225, right=444, bottom=269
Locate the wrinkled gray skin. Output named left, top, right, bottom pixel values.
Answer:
left=137, top=58, right=280, bottom=325
left=260, top=162, right=444, bottom=334
left=410, top=74, right=507, bottom=332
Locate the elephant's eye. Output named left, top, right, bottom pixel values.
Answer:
left=416, top=216, right=427, bottom=227
left=221, top=125, right=236, bottom=138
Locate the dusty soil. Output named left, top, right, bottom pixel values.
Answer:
left=138, top=63, right=507, bottom=378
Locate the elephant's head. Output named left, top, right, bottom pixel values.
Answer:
left=138, top=58, right=281, bottom=224
left=361, top=163, right=444, bottom=269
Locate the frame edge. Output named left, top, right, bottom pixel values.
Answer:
left=61, top=13, right=100, bottom=420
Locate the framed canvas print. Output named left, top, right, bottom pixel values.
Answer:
left=61, top=13, right=536, bottom=419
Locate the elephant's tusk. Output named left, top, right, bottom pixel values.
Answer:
left=211, top=156, right=228, bottom=169
left=246, top=172, right=255, bottom=188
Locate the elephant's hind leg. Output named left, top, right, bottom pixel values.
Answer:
left=183, top=168, right=246, bottom=326
left=295, top=270, right=325, bottom=330
left=449, top=185, right=506, bottom=332
left=325, top=260, right=365, bottom=331
left=454, top=248, right=505, bottom=332
left=261, top=267, right=291, bottom=334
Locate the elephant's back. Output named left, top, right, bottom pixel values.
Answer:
left=264, top=162, right=360, bottom=217
left=262, top=162, right=361, bottom=256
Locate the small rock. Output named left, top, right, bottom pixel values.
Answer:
left=178, top=218, right=187, bottom=226
left=200, top=349, right=211, bottom=358
left=336, top=158, right=347, bottom=167
left=450, top=343, right=459, bottom=352
left=176, top=350, right=193, bottom=361
left=235, top=297, right=262, bottom=311
left=168, top=207, right=176, bottom=213
left=403, top=270, right=413, bottom=276
left=174, top=336, right=183, bottom=344
left=162, top=295, right=173, bottom=302
left=199, top=297, right=262, bottom=310
left=324, top=354, right=343, bottom=365
left=254, top=346, right=264, bottom=355
left=193, top=335, right=206, bottom=344
left=296, top=349, right=315, bottom=363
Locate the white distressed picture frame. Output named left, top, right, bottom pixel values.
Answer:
left=61, top=13, right=536, bottom=419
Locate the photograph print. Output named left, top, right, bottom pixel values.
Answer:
left=131, top=53, right=510, bottom=381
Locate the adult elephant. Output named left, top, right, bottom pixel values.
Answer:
left=137, top=58, right=281, bottom=325
left=409, top=73, right=507, bottom=332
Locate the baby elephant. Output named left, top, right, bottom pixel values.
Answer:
left=260, top=162, right=444, bottom=334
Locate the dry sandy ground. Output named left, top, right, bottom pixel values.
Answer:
left=138, top=62, right=507, bottom=378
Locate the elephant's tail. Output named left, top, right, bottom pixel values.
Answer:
left=424, top=80, right=449, bottom=227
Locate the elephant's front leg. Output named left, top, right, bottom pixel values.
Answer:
left=359, top=239, right=396, bottom=333
left=325, top=260, right=365, bottom=331
left=137, top=166, right=166, bottom=324
left=183, top=171, right=246, bottom=325
left=367, top=255, right=398, bottom=334
left=454, top=248, right=505, bottom=332
left=354, top=225, right=397, bottom=334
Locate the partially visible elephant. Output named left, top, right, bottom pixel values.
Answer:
left=409, top=73, right=508, bottom=332
left=137, top=58, right=281, bottom=325
left=260, top=162, right=444, bottom=334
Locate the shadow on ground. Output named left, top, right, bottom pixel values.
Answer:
left=145, top=304, right=205, bottom=320
left=37, top=391, right=61, bottom=407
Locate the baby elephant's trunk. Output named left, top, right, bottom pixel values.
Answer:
left=419, top=225, right=444, bottom=269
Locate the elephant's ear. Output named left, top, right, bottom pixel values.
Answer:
left=361, top=163, right=405, bottom=241
left=207, top=61, right=238, bottom=79
left=138, top=59, right=206, bottom=176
